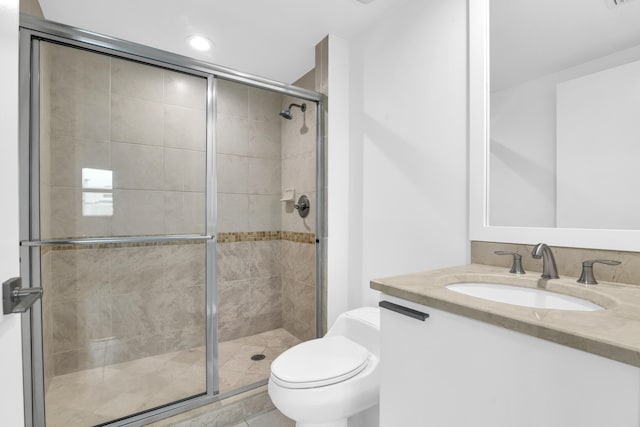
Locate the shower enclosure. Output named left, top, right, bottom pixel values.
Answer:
left=19, top=16, right=324, bottom=427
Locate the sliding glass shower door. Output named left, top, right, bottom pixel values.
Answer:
left=20, top=17, right=324, bottom=427
left=25, top=40, right=213, bottom=426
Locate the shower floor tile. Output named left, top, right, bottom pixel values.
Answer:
left=45, top=328, right=301, bottom=427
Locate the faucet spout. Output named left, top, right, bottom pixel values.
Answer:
left=531, top=243, right=559, bottom=279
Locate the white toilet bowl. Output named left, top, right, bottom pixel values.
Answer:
left=268, top=307, right=380, bottom=427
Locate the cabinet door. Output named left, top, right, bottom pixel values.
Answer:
left=380, top=295, right=640, bottom=427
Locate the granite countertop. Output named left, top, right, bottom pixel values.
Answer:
left=370, top=263, right=640, bottom=367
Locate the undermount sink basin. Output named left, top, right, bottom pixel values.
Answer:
left=446, top=282, right=604, bottom=311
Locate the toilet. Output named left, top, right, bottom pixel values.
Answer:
left=268, top=307, right=380, bottom=427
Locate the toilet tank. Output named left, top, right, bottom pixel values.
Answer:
left=326, top=307, right=380, bottom=356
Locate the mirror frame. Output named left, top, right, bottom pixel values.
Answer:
left=469, top=0, right=640, bottom=252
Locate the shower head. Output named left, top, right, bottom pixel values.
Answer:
left=279, top=103, right=306, bottom=120
left=279, top=110, right=293, bottom=120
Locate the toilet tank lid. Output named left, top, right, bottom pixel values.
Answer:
left=271, top=336, right=369, bottom=386
left=342, top=307, right=380, bottom=329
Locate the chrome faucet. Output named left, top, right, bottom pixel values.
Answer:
left=531, top=243, right=559, bottom=279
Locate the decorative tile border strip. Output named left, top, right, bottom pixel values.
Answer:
left=39, top=231, right=316, bottom=253
left=216, top=231, right=281, bottom=243
left=40, top=239, right=205, bottom=254
left=281, top=231, right=316, bottom=244
left=217, top=231, right=315, bottom=244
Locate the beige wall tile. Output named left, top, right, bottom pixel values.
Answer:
left=218, top=279, right=253, bottom=341
left=281, top=241, right=315, bottom=284
left=217, top=193, right=249, bottom=233
left=49, top=45, right=110, bottom=142
left=164, top=71, right=207, bottom=110
left=50, top=138, right=112, bottom=188
left=163, top=192, right=206, bottom=234
left=112, top=142, right=164, bottom=190
left=321, top=38, right=328, bottom=93
left=49, top=187, right=76, bottom=238
left=282, top=152, right=316, bottom=194
left=294, top=68, right=315, bottom=91
left=77, top=296, right=112, bottom=345
left=112, top=190, right=164, bottom=235
left=249, top=87, right=282, bottom=123
left=247, top=241, right=281, bottom=279
left=249, top=157, right=280, bottom=195
left=216, top=242, right=251, bottom=282
left=111, top=58, right=164, bottom=103
left=281, top=98, right=316, bottom=159
left=163, top=243, right=206, bottom=289
left=111, top=246, right=165, bottom=295
left=217, top=154, right=249, bottom=194
left=20, top=0, right=44, bottom=17
left=111, top=291, right=155, bottom=338
left=164, top=105, right=207, bottom=151
left=249, top=120, right=281, bottom=160
left=251, top=277, right=282, bottom=317
left=52, top=300, right=79, bottom=353
left=217, top=79, right=249, bottom=118
left=315, top=41, right=322, bottom=92
left=248, top=195, right=280, bottom=232
left=49, top=250, right=79, bottom=301
left=111, top=95, right=164, bottom=146
left=182, top=192, right=206, bottom=234
left=49, top=187, right=114, bottom=238
left=164, top=148, right=206, bottom=192
left=282, top=278, right=316, bottom=342
left=216, top=114, right=250, bottom=156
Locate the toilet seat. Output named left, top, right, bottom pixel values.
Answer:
left=271, top=336, right=370, bottom=389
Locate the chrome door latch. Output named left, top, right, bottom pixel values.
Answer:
left=2, top=277, right=43, bottom=314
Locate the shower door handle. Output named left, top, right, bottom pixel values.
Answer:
left=3, top=277, right=43, bottom=314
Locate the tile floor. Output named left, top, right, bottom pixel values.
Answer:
left=233, top=409, right=295, bottom=427
left=45, top=328, right=300, bottom=427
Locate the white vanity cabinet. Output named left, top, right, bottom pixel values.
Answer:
left=379, top=295, right=640, bottom=427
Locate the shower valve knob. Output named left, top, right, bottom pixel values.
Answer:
left=294, top=195, right=310, bottom=218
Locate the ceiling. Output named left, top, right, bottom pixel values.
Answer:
left=39, top=0, right=410, bottom=84
left=491, top=0, right=640, bottom=91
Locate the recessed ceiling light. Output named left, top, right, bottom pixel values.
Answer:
left=187, top=35, right=212, bottom=51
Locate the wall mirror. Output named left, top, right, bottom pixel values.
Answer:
left=469, top=0, right=640, bottom=251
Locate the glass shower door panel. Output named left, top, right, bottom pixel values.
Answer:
left=39, top=41, right=207, bottom=240
left=37, top=41, right=209, bottom=426
left=40, top=243, right=206, bottom=426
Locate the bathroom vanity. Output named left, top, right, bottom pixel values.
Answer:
left=372, top=264, right=640, bottom=427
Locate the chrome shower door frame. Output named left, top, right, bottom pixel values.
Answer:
left=18, top=15, right=325, bottom=427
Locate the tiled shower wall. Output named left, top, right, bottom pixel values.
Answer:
left=215, top=78, right=318, bottom=343
left=39, top=43, right=208, bottom=379
left=281, top=70, right=318, bottom=341
left=216, top=80, right=284, bottom=342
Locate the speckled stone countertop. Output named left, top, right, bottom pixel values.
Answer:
left=371, top=264, right=640, bottom=367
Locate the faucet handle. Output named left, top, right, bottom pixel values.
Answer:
left=494, top=251, right=526, bottom=274
left=577, top=259, right=621, bottom=285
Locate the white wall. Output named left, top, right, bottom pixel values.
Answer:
left=326, top=35, right=351, bottom=327
left=0, top=0, right=25, bottom=426
left=345, top=0, right=469, bottom=309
